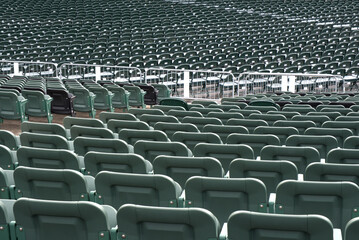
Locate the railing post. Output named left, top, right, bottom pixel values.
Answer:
left=95, top=66, right=101, bottom=81
left=183, top=71, right=190, bottom=98
left=14, top=62, right=20, bottom=75
left=288, top=76, right=296, bottom=93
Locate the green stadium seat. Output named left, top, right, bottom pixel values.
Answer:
left=123, top=85, right=146, bottom=108
left=99, top=112, right=137, bottom=123
left=0, top=130, right=20, bottom=150
left=0, top=91, right=28, bottom=122
left=167, top=110, right=203, bottom=122
left=291, top=114, right=331, bottom=127
left=253, top=126, right=299, bottom=145
left=182, top=116, right=223, bottom=131
left=104, top=85, right=129, bottom=111
left=21, top=122, right=69, bottom=140
left=153, top=122, right=199, bottom=140
left=21, top=89, right=53, bottom=123
left=327, top=149, right=359, bottom=164
left=74, top=137, right=133, bottom=156
left=273, top=120, right=316, bottom=134
left=343, top=136, right=359, bottom=149
left=248, top=113, right=286, bottom=126
left=63, top=116, right=104, bottom=129
left=139, top=114, right=179, bottom=127
left=19, top=132, right=70, bottom=150
left=118, top=129, right=169, bottom=145
left=128, top=108, right=164, bottom=118
left=172, top=132, right=222, bottom=152
left=68, top=87, right=96, bottom=118
left=305, top=127, right=353, bottom=147
left=70, top=126, right=114, bottom=139
left=322, top=121, right=359, bottom=135
left=0, top=200, right=13, bottom=240
left=152, top=105, right=185, bottom=114
left=107, top=119, right=151, bottom=134
left=345, top=217, right=359, bottom=240
left=203, top=125, right=249, bottom=143
left=94, top=171, right=182, bottom=209
left=227, top=119, right=268, bottom=133
left=207, top=112, right=244, bottom=124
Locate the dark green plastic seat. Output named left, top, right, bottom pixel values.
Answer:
left=248, top=113, right=286, bottom=126
left=21, top=122, right=69, bottom=139
left=167, top=109, right=203, bottom=122
left=305, top=127, right=353, bottom=147
left=307, top=111, right=342, bottom=120
left=134, top=140, right=192, bottom=163
left=253, top=126, right=299, bottom=145
left=185, top=177, right=267, bottom=226
left=0, top=130, right=20, bottom=150
left=94, top=171, right=182, bottom=209
left=273, top=120, right=316, bottom=134
left=190, top=107, right=224, bottom=117
left=118, top=129, right=169, bottom=145
left=17, top=146, right=81, bottom=170
left=99, top=112, right=137, bottom=123
left=203, top=124, right=249, bottom=143
left=322, top=121, right=359, bottom=135
left=115, top=204, right=220, bottom=240
left=153, top=122, right=199, bottom=140
left=244, top=105, right=279, bottom=113
left=191, top=100, right=218, bottom=107
left=282, top=106, right=316, bottom=114
left=70, top=126, right=114, bottom=139
left=153, top=156, right=224, bottom=188
left=260, top=145, right=320, bottom=174
left=286, top=135, right=338, bottom=159
left=74, top=137, right=132, bottom=156
left=305, top=162, right=359, bottom=186
left=268, top=110, right=300, bottom=119
left=104, top=85, right=129, bottom=110
left=291, top=114, right=331, bottom=127
left=229, top=109, right=261, bottom=117
left=327, top=149, right=359, bottom=164
left=139, top=114, right=179, bottom=127
left=128, top=108, right=164, bottom=118
left=227, top=211, right=333, bottom=240
left=152, top=105, right=185, bottom=114
left=123, top=85, right=146, bottom=108
left=230, top=159, right=297, bottom=198
left=321, top=107, right=353, bottom=115
left=227, top=133, right=280, bottom=157
left=275, top=180, right=359, bottom=232
left=13, top=166, right=93, bottom=201
left=227, top=119, right=268, bottom=133
left=345, top=217, right=359, bottom=240
left=172, top=132, right=222, bottom=152
left=344, top=136, right=359, bottom=149
left=0, top=91, right=28, bottom=122
left=207, top=112, right=244, bottom=124
left=182, top=116, right=223, bottom=131
left=83, top=152, right=152, bottom=177
left=107, top=119, right=151, bottom=133
left=19, top=132, right=70, bottom=150
left=22, top=89, right=53, bottom=123
left=208, top=104, right=240, bottom=112
left=159, top=98, right=189, bottom=110
left=68, top=87, right=96, bottom=118
left=63, top=116, right=105, bottom=129
left=193, top=143, right=254, bottom=172
left=13, top=198, right=116, bottom=240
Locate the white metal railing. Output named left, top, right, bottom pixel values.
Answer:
left=145, top=68, right=238, bottom=99
left=58, top=63, right=142, bottom=82
left=239, top=72, right=345, bottom=95
left=0, top=60, right=58, bottom=77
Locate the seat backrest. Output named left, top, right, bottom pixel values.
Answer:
left=63, top=116, right=104, bottom=129
left=291, top=115, right=331, bottom=127
left=74, top=137, right=131, bottom=156
left=153, top=122, right=199, bottom=140
left=99, top=112, right=137, bottom=123
left=305, top=162, right=359, bottom=186
left=327, top=149, right=359, bottom=164
left=14, top=166, right=90, bottom=201
left=344, top=136, right=359, bottom=149
left=276, top=180, right=359, bottom=231
left=128, top=108, right=164, bottom=118
left=253, top=126, right=299, bottom=145
left=203, top=125, right=249, bottom=143
left=172, top=132, right=222, bottom=152
left=17, top=146, right=80, bottom=170
left=273, top=120, right=316, bottom=134
left=322, top=121, right=359, bottom=135
left=0, top=130, right=19, bottom=150
left=21, top=90, right=49, bottom=114
left=153, top=156, right=224, bottom=188
left=229, top=159, right=297, bottom=196
left=167, top=109, right=203, bottom=122
left=227, top=211, right=333, bottom=240
left=118, top=129, right=169, bottom=145
left=305, top=127, right=353, bottom=147
left=84, top=152, right=152, bottom=177
left=345, top=217, right=359, bottom=240
left=193, top=143, right=254, bottom=172
left=207, top=112, right=244, bottom=124
left=116, top=204, right=220, bottom=240
left=182, top=116, right=223, bottom=131
left=185, top=177, right=267, bottom=226
left=139, top=114, right=179, bottom=127
left=134, top=140, right=192, bottom=163
left=0, top=91, right=25, bottom=119
left=21, top=122, right=68, bottom=139
left=13, top=198, right=116, bottom=240
left=227, top=133, right=280, bottom=157
left=19, top=132, right=69, bottom=150
left=248, top=113, right=286, bottom=126
left=282, top=106, right=316, bottom=114
left=107, top=119, right=150, bottom=133
left=227, top=119, right=268, bottom=133
left=70, top=126, right=114, bottom=140
left=95, top=171, right=182, bottom=209
left=286, top=135, right=338, bottom=159
left=260, top=145, right=320, bottom=174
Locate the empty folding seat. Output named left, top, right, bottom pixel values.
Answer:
left=167, top=109, right=203, bottom=122
left=70, top=126, right=114, bottom=140
left=193, top=143, right=254, bottom=172
left=74, top=137, right=133, bottom=157
left=103, top=85, right=129, bottom=110
left=229, top=109, right=261, bottom=117
left=227, top=133, right=280, bottom=157
left=273, top=120, right=316, bottom=134
left=227, top=119, right=268, bottom=133
left=172, top=132, right=222, bottom=152
left=327, top=149, right=359, bottom=164
left=307, top=111, right=342, bottom=120
left=115, top=204, right=220, bottom=240
left=22, top=89, right=53, bottom=123
left=207, top=112, right=244, bottom=124
left=282, top=106, right=316, bottom=115
left=99, top=112, right=137, bottom=123
left=336, top=116, right=359, bottom=122
left=94, top=172, right=181, bottom=209
left=153, top=156, right=224, bottom=188
left=107, top=119, right=151, bottom=134
left=63, top=116, right=104, bottom=129
left=190, top=107, right=224, bottom=116
left=123, top=85, right=146, bottom=108
left=118, top=129, right=169, bottom=145
left=20, top=132, right=70, bottom=150
left=13, top=166, right=94, bottom=201
left=182, top=116, right=222, bottom=131
left=139, top=114, right=179, bottom=127
left=13, top=198, right=117, bottom=240
left=322, top=121, right=359, bottom=135
left=345, top=217, right=359, bottom=240
left=68, top=87, right=96, bottom=118
left=248, top=113, right=286, bottom=126
left=134, top=140, right=192, bottom=163
left=203, top=125, right=249, bottom=143
left=230, top=159, right=297, bottom=198
left=153, top=122, right=199, bottom=140
left=185, top=177, right=267, bottom=226
left=0, top=130, right=20, bottom=150
left=275, top=180, right=359, bottom=232
left=192, top=100, right=218, bottom=107
left=226, top=211, right=333, bottom=240
left=152, top=83, right=171, bottom=102
left=321, top=107, right=353, bottom=115
left=21, top=121, right=69, bottom=139
left=260, top=145, right=320, bottom=174
left=244, top=105, right=279, bottom=113
left=0, top=199, right=14, bottom=239
left=291, top=114, right=331, bottom=127
left=17, top=146, right=81, bottom=170
left=305, top=162, right=359, bottom=186
left=305, top=127, right=353, bottom=147
left=286, top=135, right=338, bottom=159
left=152, top=105, right=185, bottom=114
left=253, top=126, right=299, bottom=145
left=128, top=108, right=164, bottom=118
left=209, top=104, right=240, bottom=112
left=344, top=136, right=359, bottom=149
left=83, top=152, right=152, bottom=177
left=0, top=91, right=28, bottom=122
left=46, top=88, right=75, bottom=115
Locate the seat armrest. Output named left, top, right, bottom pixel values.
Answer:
left=219, top=223, right=227, bottom=240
